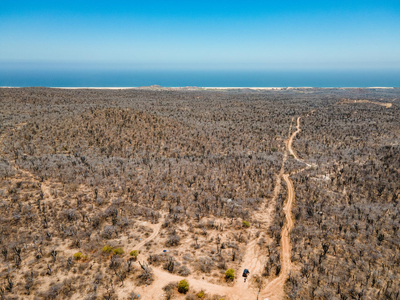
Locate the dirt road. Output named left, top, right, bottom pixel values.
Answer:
left=259, top=117, right=306, bottom=300
left=135, top=222, right=163, bottom=254
left=287, top=116, right=314, bottom=168
left=339, top=99, right=393, bottom=108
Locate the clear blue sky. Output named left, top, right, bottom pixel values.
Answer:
left=1, top=0, right=399, bottom=70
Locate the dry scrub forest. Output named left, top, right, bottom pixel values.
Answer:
left=0, top=87, right=399, bottom=300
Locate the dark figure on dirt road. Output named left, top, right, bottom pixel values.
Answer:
left=243, top=268, right=250, bottom=282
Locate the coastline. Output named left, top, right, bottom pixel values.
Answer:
left=0, top=86, right=396, bottom=89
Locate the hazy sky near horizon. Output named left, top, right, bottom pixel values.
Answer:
left=1, top=0, right=399, bottom=70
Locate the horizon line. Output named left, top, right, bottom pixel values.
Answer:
left=0, top=86, right=397, bottom=89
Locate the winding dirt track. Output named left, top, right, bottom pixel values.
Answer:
left=338, top=99, right=393, bottom=108
left=135, top=222, right=163, bottom=251
left=259, top=116, right=308, bottom=300
left=287, top=117, right=302, bottom=161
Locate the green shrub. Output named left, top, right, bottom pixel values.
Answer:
left=225, top=269, right=235, bottom=281
left=242, top=220, right=250, bottom=228
left=102, top=245, right=113, bottom=253
left=113, top=247, right=124, bottom=255
left=73, top=252, right=83, bottom=260
left=178, top=279, right=189, bottom=294
left=197, top=290, right=205, bottom=298
left=130, top=250, right=139, bottom=258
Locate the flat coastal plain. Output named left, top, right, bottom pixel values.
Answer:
left=0, top=87, right=399, bottom=300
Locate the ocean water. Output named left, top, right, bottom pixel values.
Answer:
left=0, top=69, right=399, bottom=88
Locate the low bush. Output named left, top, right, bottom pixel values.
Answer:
left=197, top=290, right=205, bottom=298
left=130, top=250, right=139, bottom=259
left=225, top=269, right=235, bottom=281
left=102, top=245, right=113, bottom=253
left=242, top=220, right=250, bottom=228
left=113, top=247, right=124, bottom=255
left=177, top=265, right=191, bottom=276
left=178, top=279, right=189, bottom=294
left=73, top=252, right=83, bottom=260
left=163, top=282, right=177, bottom=292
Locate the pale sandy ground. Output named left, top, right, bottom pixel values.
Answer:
left=51, top=86, right=395, bottom=90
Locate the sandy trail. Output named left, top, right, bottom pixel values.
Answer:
left=287, top=117, right=301, bottom=161
left=339, top=99, right=393, bottom=108
left=135, top=222, right=163, bottom=253
left=287, top=116, right=314, bottom=168
left=259, top=117, right=306, bottom=300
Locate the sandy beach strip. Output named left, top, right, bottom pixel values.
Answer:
left=0, top=86, right=395, bottom=89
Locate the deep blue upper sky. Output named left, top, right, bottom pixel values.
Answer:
left=1, top=0, right=399, bottom=70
